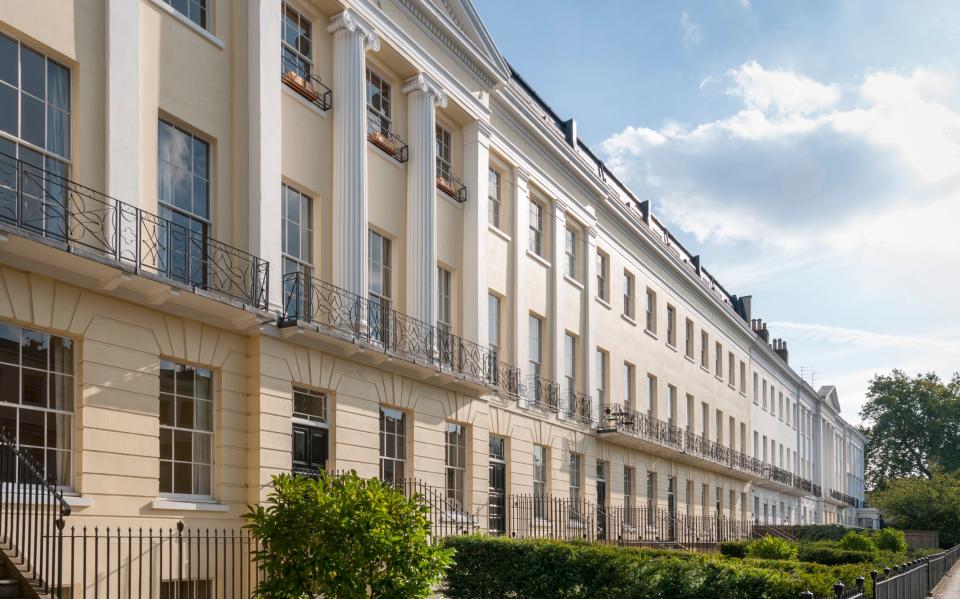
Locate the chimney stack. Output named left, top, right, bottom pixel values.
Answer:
left=563, top=118, right=577, bottom=148
left=772, top=338, right=789, bottom=364
left=751, top=318, right=770, bottom=343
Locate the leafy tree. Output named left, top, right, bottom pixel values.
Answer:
left=871, top=470, right=960, bottom=547
left=859, top=370, right=960, bottom=490
left=245, top=471, right=454, bottom=599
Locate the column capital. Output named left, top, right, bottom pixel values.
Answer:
left=464, top=119, right=494, bottom=142
left=402, top=72, right=448, bottom=108
left=327, top=9, right=380, bottom=51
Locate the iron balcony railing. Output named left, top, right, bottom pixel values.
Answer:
left=281, top=53, right=332, bottom=111
left=598, top=405, right=683, bottom=451
left=0, top=153, right=270, bottom=309
left=436, top=157, right=467, bottom=203
left=830, top=489, right=858, bottom=507
left=525, top=373, right=560, bottom=412
left=280, top=272, right=520, bottom=394
left=367, top=111, right=409, bottom=163
left=564, top=390, right=592, bottom=424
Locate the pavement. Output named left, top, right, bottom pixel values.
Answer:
left=931, top=558, right=960, bottom=598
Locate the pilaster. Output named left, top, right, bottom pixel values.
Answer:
left=584, top=225, right=598, bottom=422
left=462, top=120, right=492, bottom=348
left=106, top=0, right=140, bottom=204
left=511, top=168, right=530, bottom=380
left=550, top=202, right=566, bottom=411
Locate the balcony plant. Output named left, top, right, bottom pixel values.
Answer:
left=282, top=69, right=321, bottom=103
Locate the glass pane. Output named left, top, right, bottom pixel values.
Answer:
left=0, top=404, right=14, bottom=437
left=159, top=361, right=175, bottom=394
left=47, top=108, right=69, bottom=160
left=0, top=84, right=16, bottom=137
left=159, top=393, right=174, bottom=426
left=47, top=61, right=69, bottom=111
left=196, top=368, right=212, bottom=399
left=159, top=427, right=172, bottom=460
left=176, top=397, right=194, bottom=429
left=0, top=324, right=18, bottom=364
left=173, top=166, right=191, bottom=210
left=175, top=366, right=194, bottom=397
left=0, top=34, right=15, bottom=86
left=0, top=363, right=16, bottom=403
left=19, top=407, right=44, bottom=446
left=21, top=94, right=45, bottom=148
left=46, top=411, right=70, bottom=449
left=173, top=461, right=192, bottom=494
left=20, top=46, right=43, bottom=98
left=47, top=449, right=71, bottom=486
left=49, top=373, right=73, bottom=411
left=173, top=429, right=192, bottom=462
left=21, top=329, right=47, bottom=370
left=193, top=464, right=211, bottom=495
left=22, top=368, right=46, bottom=407
left=159, top=460, right=172, bottom=493
left=194, top=399, right=212, bottom=431
left=193, top=432, right=211, bottom=464
left=49, top=336, right=73, bottom=374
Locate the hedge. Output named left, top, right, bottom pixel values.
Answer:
left=797, top=542, right=877, bottom=565
left=791, top=524, right=856, bottom=542
left=441, top=536, right=871, bottom=599
left=719, top=541, right=749, bottom=558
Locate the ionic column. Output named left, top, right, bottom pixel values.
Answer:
left=402, top=73, right=447, bottom=326
left=462, top=120, right=492, bottom=347
left=328, top=10, right=379, bottom=300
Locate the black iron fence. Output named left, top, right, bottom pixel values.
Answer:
left=281, top=272, right=520, bottom=395
left=367, top=111, right=409, bottom=163
left=281, top=52, right=332, bottom=111
left=0, top=427, right=70, bottom=598
left=830, top=488, right=858, bottom=507
left=564, top=390, right=592, bottom=423
left=436, top=157, right=467, bottom=203
left=525, top=373, right=560, bottom=412
left=599, top=404, right=683, bottom=450
left=0, top=153, right=270, bottom=309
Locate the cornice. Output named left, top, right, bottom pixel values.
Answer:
left=402, top=72, right=448, bottom=108
left=327, top=9, right=380, bottom=51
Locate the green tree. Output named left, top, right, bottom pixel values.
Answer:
left=244, top=471, right=454, bottom=599
left=859, top=370, right=960, bottom=490
left=872, top=470, right=960, bottom=547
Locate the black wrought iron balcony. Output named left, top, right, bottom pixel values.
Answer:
left=599, top=405, right=683, bottom=451
left=765, top=464, right=794, bottom=486
left=367, top=112, right=409, bottom=163
left=280, top=272, right=519, bottom=392
left=0, top=153, right=269, bottom=309
left=563, top=390, right=592, bottom=424
left=525, top=373, right=560, bottom=412
left=281, top=54, right=332, bottom=111
left=813, top=483, right=823, bottom=498
left=436, top=158, right=467, bottom=203
left=830, top=489, right=857, bottom=507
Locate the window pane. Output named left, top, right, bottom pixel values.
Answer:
left=0, top=324, right=18, bottom=364
left=0, top=34, right=16, bottom=86
left=0, top=84, right=16, bottom=136
left=20, top=47, right=43, bottom=98
left=21, top=94, right=45, bottom=148
left=22, top=368, right=46, bottom=407
left=47, top=62, right=69, bottom=111
left=49, top=373, right=73, bottom=411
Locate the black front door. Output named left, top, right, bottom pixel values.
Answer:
left=292, top=422, right=329, bottom=475
left=489, top=436, right=506, bottom=534
left=667, top=477, right=676, bottom=541
left=597, top=463, right=607, bottom=540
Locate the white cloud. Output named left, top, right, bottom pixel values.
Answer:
left=769, top=322, right=960, bottom=355
left=680, top=11, right=702, bottom=47
left=727, top=61, right=841, bottom=115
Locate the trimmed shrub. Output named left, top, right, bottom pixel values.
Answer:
left=440, top=536, right=866, bottom=599
left=792, top=524, right=852, bottom=542
left=719, top=540, right=749, bottom=558
left=747, top=535, right=799, bottom=560
left=797, top=542, right=877, bottom=565
left=839, top=530, right=878, bottom=553
left=874, top=528, right=908, bottom=552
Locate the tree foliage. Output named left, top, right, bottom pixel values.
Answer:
left=871, top=470, right=960, bottom=547
left=244, top=471, right=454, bottom=599
left=859, top=370, right=960, bottom=490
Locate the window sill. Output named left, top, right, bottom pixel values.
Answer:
left=665, top=342, right=678, bottom=353
left=0, top=491, right=91, bottom=508
left=728, top=383, right=737, bottom=391
left=684, top=353, right=695, bottom=363
left=564, top=274, right=584, bottom=290
left=526, top=249, right=551, bottom=269
left=368, top=141, right=406, bottom=170
left=488, top=224, right=511, bottom=243
left=643, top=328, right=658, bottom=341
left=282, top=84, right=330, bottom=119
left=151, top=498, right=230, bottom=513
left=700, top=365, right=710, bottom=374
left=620, top=313, right=636, bottom=326
left=147, top=0, right=225, bottom=49
left=595, top=296, right=611, bottom=310
left=65, top=495, right=93, bottom=508
left=715, top=375, right=724, bottom=383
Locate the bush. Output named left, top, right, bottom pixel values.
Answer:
left=791, top=524, right=854, bottom=542
left=874, top=528, right=908, bottom=552
left=719, top=540, right=749, bottom=558
left=747, top=535, right=799, bottom=560
left=441, top=536, right=866, bottom=599
left=839, top=530, right=878, bottom=553
left=245, top=472, right=453, bottom=599
left=797, top=542, right=877, bottom=565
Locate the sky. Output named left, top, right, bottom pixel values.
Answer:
left=473, top=0, right=960, bottom=424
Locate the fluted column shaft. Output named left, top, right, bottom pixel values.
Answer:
left=402, top=74, right=446, bottom=326
left=328, top=11, right=379, bottom=301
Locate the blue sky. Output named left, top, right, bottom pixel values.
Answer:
left=475, top=0, right=960, bottom=423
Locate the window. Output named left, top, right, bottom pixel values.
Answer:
left=365, top=68, right=391, bottom=134
left=379, top=407, right=406, bottom=486
left=569, top=453, right=582, bottom=503
left=624, top=467, right=635, bottom=525
left=533, top=444, right=548, bottom=498
left=158, top=120, right=210, bottom=287
left=728, top=352, right=735, bottom=386
left=622, top=270, right=633, bottom=316
left=729, top=416, right=736, bottom=450
left=161, top=0, right=208, bottom=29
left=292, top=386, right=329, bottom=474
left=623, top=363, right=635, bottom=412
left=437, top=266, right=452, bottom=333
left=666, top=305, right=676, bottom=346
left=684, top=319, right=694, bottom=358
left=0, top=323, right=74, bottom=486
left=488, top=293, right=501, bottom=360
left=528, top=200, right=544, bottom=256
left=435, top=124, right=453, bottom=181
left=646, top=471, right=656, bottom=525
left=700, top=331, right=709, bottom=368
left=565, top=227, right=577, bottom=279
left=686, top=394, right=694, bottom=432
left=762, top=379, right=768, bottom=409
left=596, top=252, right=608, bottom=301
left=753, top=373, right=759, bottom=404
left=714, top=342, right=722, bottom=377
left=762, top=435, right=768, bottom=462
left=595, top=349, right=607, bottom=407
left=0, top=34, right=71, bottom=237
left=667, top=385, right=677, bottom=428
left=715, top=410, right=723, bottom=444
left=702, top=483, right=709, bottom=514
left=281, top=184, right=313, bottom=318
left=685, top=479, right=693, bottom=513
left=778, top=392, right=784, bottom=420
left=528, top=314, right=543, bottom=379
left=488, top=167, right=501, bottom=228
left=564, top=333, right=576, bottom=400
left=159, top=360, right=213, bottom=496
left=368, top=230, right=392, bottom=343
left=645, top=289, right=657, bottom=333
left=715, top=486, right=722, bottom=514
left=730, top=489, right=737, bottom=517
left=754, top=431, right=759, bottom=458
left=281, top=4, right=312, bottom=78
left=739, top=362, right=746, bottom=393
left=701, top=402, right=709, bottom=439
left=770, top=386, right=776, bottom=416
left=786, top=398, right=791, bottom=425
left=646, top=374, right=657, bottom=418
left=445, top=422, right=468, bottom=511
